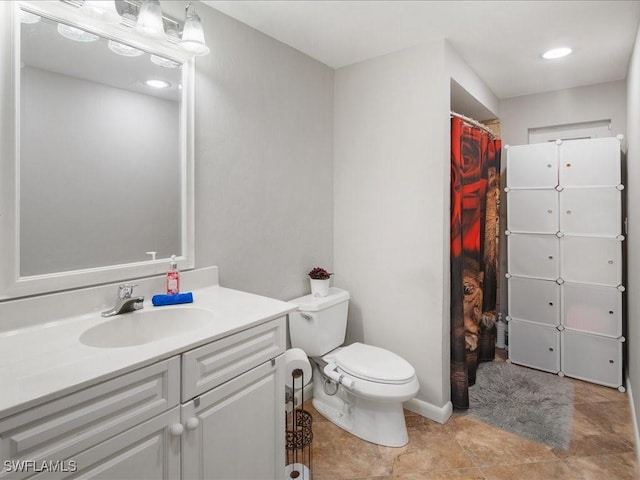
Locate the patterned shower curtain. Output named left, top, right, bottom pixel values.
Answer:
left=450, top=116, right=502, bottom=410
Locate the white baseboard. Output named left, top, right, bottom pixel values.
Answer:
left=626, top=375, right=640, bottom=463
left=403, top=397, right=453, bottom=424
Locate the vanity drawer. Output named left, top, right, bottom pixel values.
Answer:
left=0, top=357, right=180, bottom=479
left=182, top=316, right=286, bottom=401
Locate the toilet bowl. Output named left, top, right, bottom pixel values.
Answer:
left=288, top=288, right=419, bottom=447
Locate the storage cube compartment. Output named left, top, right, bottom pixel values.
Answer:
left=507, top=233, right=559, bottom=280
left=507, top=189, right=559, bottom=234
left=559, top=137, right=621, bottom=187
left=559, top=188, right=622, bottom=236
left=508, top=319, right=560, bottom=374
left=561, top=282, right=622, bottom=337
left=560, top=236, right=622, bottom=286
left=507, top=142, right=558, bottom=188
left=508, top=276, right=560, bottom=326
left=561, top=330, right=623, bottom=388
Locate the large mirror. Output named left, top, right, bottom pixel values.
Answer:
left=0, top=1, right=194, bottom=299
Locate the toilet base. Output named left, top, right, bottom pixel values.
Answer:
left=312, top=367, right=410, bottom=447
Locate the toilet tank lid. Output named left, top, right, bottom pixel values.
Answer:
left=288, top=287, right=350, bottom=312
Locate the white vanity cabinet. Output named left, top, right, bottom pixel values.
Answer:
left=181, top=317, right=286, bottom=480
left=0, top=316, right=287, bottom=480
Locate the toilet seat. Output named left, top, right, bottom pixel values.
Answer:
left=334, top=342, right=416, bottom=384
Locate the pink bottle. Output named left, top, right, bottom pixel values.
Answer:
left=166, top=255, right=180, bottom=295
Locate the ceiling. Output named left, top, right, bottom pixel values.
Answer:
left=202, top=0, right=640, bottom=100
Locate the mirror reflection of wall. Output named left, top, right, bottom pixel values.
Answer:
left=19, top=12, right=182, bottom=276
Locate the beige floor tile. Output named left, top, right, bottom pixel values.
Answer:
left=311, top=420, right=392, bottom=480
left=446, top=414, right=558, bottom=467
left=388, top=429, right=475, bottom=474
left=479, top=460, right=578, bottom=480
left=564, top=452, right=639, bottom=480
left=571, top=379, right=627, bottom=404
left=347, top=470, right=486, bottom=480
left=553, top=400, right=636, bottom=458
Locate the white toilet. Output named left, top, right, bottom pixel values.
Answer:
left=288, top=287, right=419, bottom=447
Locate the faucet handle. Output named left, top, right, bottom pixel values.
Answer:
left=118, top=283, right=138, bottom=299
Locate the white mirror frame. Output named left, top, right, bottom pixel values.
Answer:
left=0, top=1, right=195, bottom=300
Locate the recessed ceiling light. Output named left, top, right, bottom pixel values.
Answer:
left=145, top=79, right=171, bottom=89
left=542, top=47, right=573, bottom=60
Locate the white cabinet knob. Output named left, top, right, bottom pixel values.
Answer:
left=186, top=417, right=200, bottom=431
left=170, top=423, right=184, bottom=437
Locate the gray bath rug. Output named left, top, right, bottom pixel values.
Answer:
left=462, top=361, right=573, bottom=449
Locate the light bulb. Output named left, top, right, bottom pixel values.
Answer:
left=81, top=1, right=121, bottom=25
left=135, top=0, right=166, bottom=41
left=179, top=4, right=209, bottom=56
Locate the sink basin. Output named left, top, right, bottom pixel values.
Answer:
left=80, top=307, right=212, bottom=348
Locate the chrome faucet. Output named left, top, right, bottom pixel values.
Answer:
left=101, top=283, right=145, bottom=317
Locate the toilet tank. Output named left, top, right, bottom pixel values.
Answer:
left=288, top=288, right=350, bottom=357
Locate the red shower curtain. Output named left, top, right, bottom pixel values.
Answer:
left=450, top=116, right=501, bottom=410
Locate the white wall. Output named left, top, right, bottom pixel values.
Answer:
left=625, top=23, right=640, bottom=448
left=500, top=80, right=627, bottom=147
left=193, top=5, right=334, bottom=301
left=334, top=41, right=452, bottom=420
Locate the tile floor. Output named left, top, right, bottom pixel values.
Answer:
left=306, top=358, right=639, bottom=480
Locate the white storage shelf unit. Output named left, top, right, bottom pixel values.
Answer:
left=505, top=137, right=625, bottom=391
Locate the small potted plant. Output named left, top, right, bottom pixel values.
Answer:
left=308, top=267, right=333, bottom=297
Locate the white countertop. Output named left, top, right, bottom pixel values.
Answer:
left=0, top=285, right=297, bottom=419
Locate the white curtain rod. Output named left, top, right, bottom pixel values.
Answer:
left=450, top=111, right=496, bottom=137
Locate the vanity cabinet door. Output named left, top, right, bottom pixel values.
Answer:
left=29, top=408, right=181, bottom=480
left=0, top=358, right=180, bottom=480
left=181, top=355, right=285, bottom=480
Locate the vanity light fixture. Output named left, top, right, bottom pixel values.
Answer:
left=57, top=23, right=99, bottom=42
left=542, top=47, right=573, bottom=59
left=178, top=3, right=210, bottom=56
left=80, top=0, right=121, bottom=25
left=108, top=39, right=144, bottom=57
left=20, top=10, right=41, bottom=24
left=58, top=0, right=210, bottom=58
left=135, top=0, right=167, bottom=42
left=145, top=79, right=170, bottom=88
